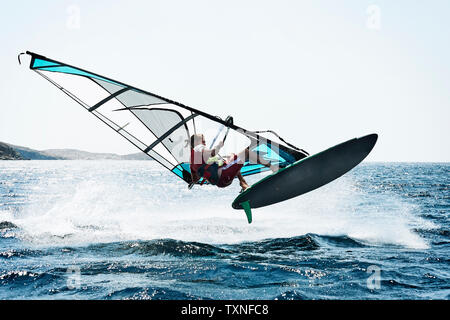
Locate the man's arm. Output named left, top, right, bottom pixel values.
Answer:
left=201, top=141, right=224, bottom=160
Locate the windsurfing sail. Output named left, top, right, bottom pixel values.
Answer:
left=19, top=51, right=309, bottom=184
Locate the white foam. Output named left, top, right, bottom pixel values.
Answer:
left=3, top=161, right=435, bottom=249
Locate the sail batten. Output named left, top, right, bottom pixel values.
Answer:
left=89, top=87, right=130, bottom=112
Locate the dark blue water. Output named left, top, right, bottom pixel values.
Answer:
left=0, top=161, right=448, bottom=299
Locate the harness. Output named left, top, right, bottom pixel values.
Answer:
left=190, top=148, right=220, bottom=185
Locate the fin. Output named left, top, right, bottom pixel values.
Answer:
left=240, top=201, right=252, bottom=224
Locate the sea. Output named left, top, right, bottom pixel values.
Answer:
left=0, top=161, right=448, bottom=300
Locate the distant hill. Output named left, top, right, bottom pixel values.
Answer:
left=42, top=149, right=150, bottom=160
left=0, top=142, right=151, bottom=160
left=8, top=144, right=61, bottom=160
left=0, top=142, right=24, bottom=160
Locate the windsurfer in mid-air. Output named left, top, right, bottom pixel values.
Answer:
left=189, top=133, right=276, bottom=191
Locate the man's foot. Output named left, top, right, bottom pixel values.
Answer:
left=240, top=186, right=249, bottom=193
left=240, top=182, right=250, bottom=192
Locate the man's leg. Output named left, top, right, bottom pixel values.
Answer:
left=237, top=172, right=249, bottom=190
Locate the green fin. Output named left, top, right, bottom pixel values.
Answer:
left=240, top=201, right=252, bottom=224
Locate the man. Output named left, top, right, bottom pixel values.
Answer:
left=189, top=133, right=276, bottom=191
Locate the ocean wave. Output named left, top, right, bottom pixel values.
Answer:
left=234, top=235, right=320, bottom=254
left=274, top=290, right=308, bottom=300
left=0, top=270, right=60, bottom=287
left=0, top=221, right=18, bottom=230
left=0, top=248, right=42, bottom=259
left=52, top=234, right=373, bottom=261
left=314, top=235, right=367, bottom=248
left=104, top=287, right=204, bottom=300
left=84, top=239, right=230, bottom=258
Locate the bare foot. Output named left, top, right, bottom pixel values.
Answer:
left=240, top=182, right=249, bottom=190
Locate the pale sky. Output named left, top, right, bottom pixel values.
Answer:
left=1, top=0, right=449, bottom=161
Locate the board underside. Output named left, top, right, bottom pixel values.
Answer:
left=232, top=133, right=378, bottom=210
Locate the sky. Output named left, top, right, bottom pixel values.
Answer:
left=0, top=0, right=449, bottom=161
